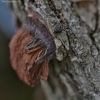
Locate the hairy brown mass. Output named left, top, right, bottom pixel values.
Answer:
left=9, top=29, right=49, bottom=87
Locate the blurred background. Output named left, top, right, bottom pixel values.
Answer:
left=0, top=1, right=39, bottom=100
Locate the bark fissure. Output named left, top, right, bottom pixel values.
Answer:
left=93, top=0, right=99, bottom=33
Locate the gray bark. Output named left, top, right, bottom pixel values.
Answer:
left=9, top=0, right=100, bottom=100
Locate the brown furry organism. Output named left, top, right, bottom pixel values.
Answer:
left=9, top=8, right=56, bottom=87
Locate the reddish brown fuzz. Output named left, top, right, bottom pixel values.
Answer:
left=9, top=8, right=56, bottom=87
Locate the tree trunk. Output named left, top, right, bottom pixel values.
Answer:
left=9, top=0, right=100, bottom=100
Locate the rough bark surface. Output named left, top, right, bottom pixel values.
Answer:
left=9, top=0, right=100, bottom=100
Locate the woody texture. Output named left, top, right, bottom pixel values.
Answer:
left=9, top=0, right=100, bottom=100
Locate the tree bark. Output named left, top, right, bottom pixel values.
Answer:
left=9, top=0, right=100, bottom=100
